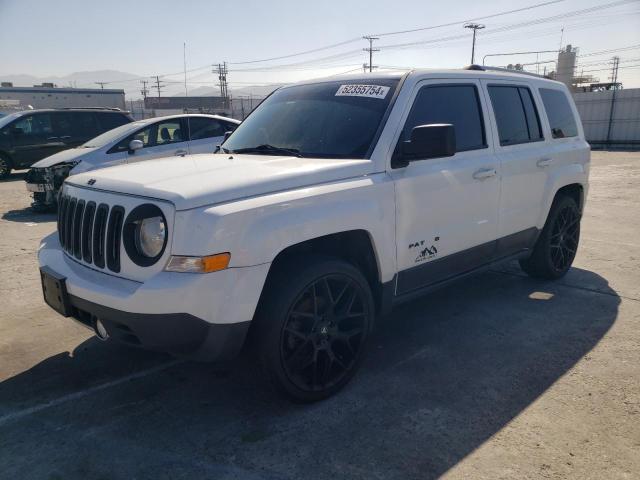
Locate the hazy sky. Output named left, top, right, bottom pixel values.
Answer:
left=1, top=0, right=639, bottom=96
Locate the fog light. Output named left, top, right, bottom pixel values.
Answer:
left=95, top=319, right=109, bottom=341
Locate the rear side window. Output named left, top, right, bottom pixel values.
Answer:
left=97, top=112, right=131, bottom=132
left=488, top=86, right=543, bottom=146
left=399, top=84, right=486, bottom=152
left=539, top=88, right=578, bottom=138
left=187, top=117, right=226, bottom=140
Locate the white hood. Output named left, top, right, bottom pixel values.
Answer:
left=66, top=153, right=376, bottom=210
left=31, top=147, right=97, bottom=168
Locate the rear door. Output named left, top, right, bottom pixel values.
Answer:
left=53, top=111, right=100, bottom=148
left=482, top=80, right=547, bottom=252
left=186, top=116, right=231, bottom=154
left=390, top=79, right=500, bottom=295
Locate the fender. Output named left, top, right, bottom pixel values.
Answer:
left=536, top=160, right=589, bottom=229
left=172, top=173, right=397, bottom=283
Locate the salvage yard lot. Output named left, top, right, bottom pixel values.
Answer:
left=0, top=151, right=638, bottom=479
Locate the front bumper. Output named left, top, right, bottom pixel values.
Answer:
left=38, top=232, right=271, bottom=361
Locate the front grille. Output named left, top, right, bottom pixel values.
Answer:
left=58, top=194, right=125, bottom=273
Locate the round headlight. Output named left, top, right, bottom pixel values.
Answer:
left=135, top=216, right=166, bottom=258
left=123, top=204, right=168, bottom=267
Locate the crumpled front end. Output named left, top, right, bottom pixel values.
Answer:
left=26, top=163, right=76, bottom=211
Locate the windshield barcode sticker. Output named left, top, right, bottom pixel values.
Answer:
left=335, top=84, right=390, bottom=99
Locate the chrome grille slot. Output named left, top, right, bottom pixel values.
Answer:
left=93, top=203, right=109, bottom=269
left=106, top=206, right=124, bottom=273
left=64, top=198, right=76, bottom=253
left=81, top=201, right=96, bottom=263
left=72, top=200, right=85, bottom=259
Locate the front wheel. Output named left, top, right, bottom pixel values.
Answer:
left=255, top=256, right=374, bottom=402
left=0, top=155, right=12, bottom=179
left=520, top=195, right=581, bottom=279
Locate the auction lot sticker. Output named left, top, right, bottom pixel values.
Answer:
left=335, top=84, right=390, bottom=98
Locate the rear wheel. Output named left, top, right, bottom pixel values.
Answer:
left=520, top=195, right=581, bottom=279
left=0, top=154, right=12, bottom=179
left=255, top=256, right=374, bottom=402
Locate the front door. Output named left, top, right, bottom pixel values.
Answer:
left=389, top=79, right=500, bottom=295
left=125, top=118, right=190, bottom=164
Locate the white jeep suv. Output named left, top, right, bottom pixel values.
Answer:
left=39, top=68, right=589, bottom=401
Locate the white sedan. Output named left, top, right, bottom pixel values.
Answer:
left=26, top=113, right=240, bottom=210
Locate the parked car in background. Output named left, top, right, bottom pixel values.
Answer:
left=0, top=108, right=132, bottom=179
left=25, top=114, right=240, bottom=210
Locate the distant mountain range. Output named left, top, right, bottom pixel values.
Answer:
left=0, top=70, right=282, bottom=99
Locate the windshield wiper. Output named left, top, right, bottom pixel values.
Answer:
left=231, top=144, right=303, bottom=157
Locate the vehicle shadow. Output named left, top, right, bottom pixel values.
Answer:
left=1, top=208, right=55, bottom=224
left=0, top=171, right=27, bottom=183
left=0, top=266, right=620, bottom=480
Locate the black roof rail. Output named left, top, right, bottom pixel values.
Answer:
left=57, top=107, right=123, bottom=111
left=463, top=64, right=551, bottom=79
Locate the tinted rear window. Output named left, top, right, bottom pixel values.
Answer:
left=97, top=112, right=131, bottom=132
left=489, top=86, right=543, bottom=146
left=539, top=88, right=578, bottom=139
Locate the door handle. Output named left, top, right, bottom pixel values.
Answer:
left=472, top=168, right=497, bottom=180
left=46, top=136, right=60, bottom=141
left=175, top=149, right=188, bottom=156
left=537, top=157, right=553, bottom=168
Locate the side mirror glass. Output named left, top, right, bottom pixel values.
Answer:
left=128, top=139, right=143, bottom=153
left=396, top=124, right=456, bottom=167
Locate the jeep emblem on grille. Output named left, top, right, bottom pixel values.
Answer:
left=87, top=179, right=96, bottom=185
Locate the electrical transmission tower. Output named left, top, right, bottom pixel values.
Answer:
left=152, top=75, right=164, bottom=99
left=464, top=23, right=485, bottom=65
left=140, top=80, right=149, bottom=99
left=362, top=36, right=379, bottom=73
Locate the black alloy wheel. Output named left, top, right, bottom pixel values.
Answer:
left=281, top=274, right=368, bottom=392
left=520, top=194, right=581, bottom=279
left=254, top=256, right=374, bottom=402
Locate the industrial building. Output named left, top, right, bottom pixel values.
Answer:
left=0, top=83, right=126, bottom=112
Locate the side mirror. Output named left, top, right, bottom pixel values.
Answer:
left=395, top=124, right=456, bottom=167
left=128, top=139, right=143, bottom=154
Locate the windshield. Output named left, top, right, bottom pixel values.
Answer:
left=82, top=121, right=146, bottom=148
left=223, top=79, right=400, bottom=159
left=0, top=111, right=26, bottom=130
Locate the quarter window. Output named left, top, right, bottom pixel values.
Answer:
left=539, top=88, right=578, bottom=138
left=398, top=84, right=486, bottom=153
left=488, top=86, right=543, bottom=146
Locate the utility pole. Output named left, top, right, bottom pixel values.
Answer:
left=214, top=62, right=229, bottom=107
left=183, top=42, right=188, bottom=97
left=95, top=82, right=107, bottom=90
left=362, top=36, right=379, bottom=73
left=606, top=56, right=620, bottom=146
left=153, top=75, right=164, bottom=99
left=464, top=23, right=485, bottom=65
left=140, top=80, right=149, bottom=99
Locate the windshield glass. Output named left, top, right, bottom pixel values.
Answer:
left=82, top=121, right=145, bottom=148
left=0, top=111, right=26, bottom=130
left=223, top=78, right=400, bottom=158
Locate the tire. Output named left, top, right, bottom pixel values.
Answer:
left=0, top=154, right=12, bottom=179
left=519, top=194, right=581, bottom=279
left=253, top=255, right=375, bottom=402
